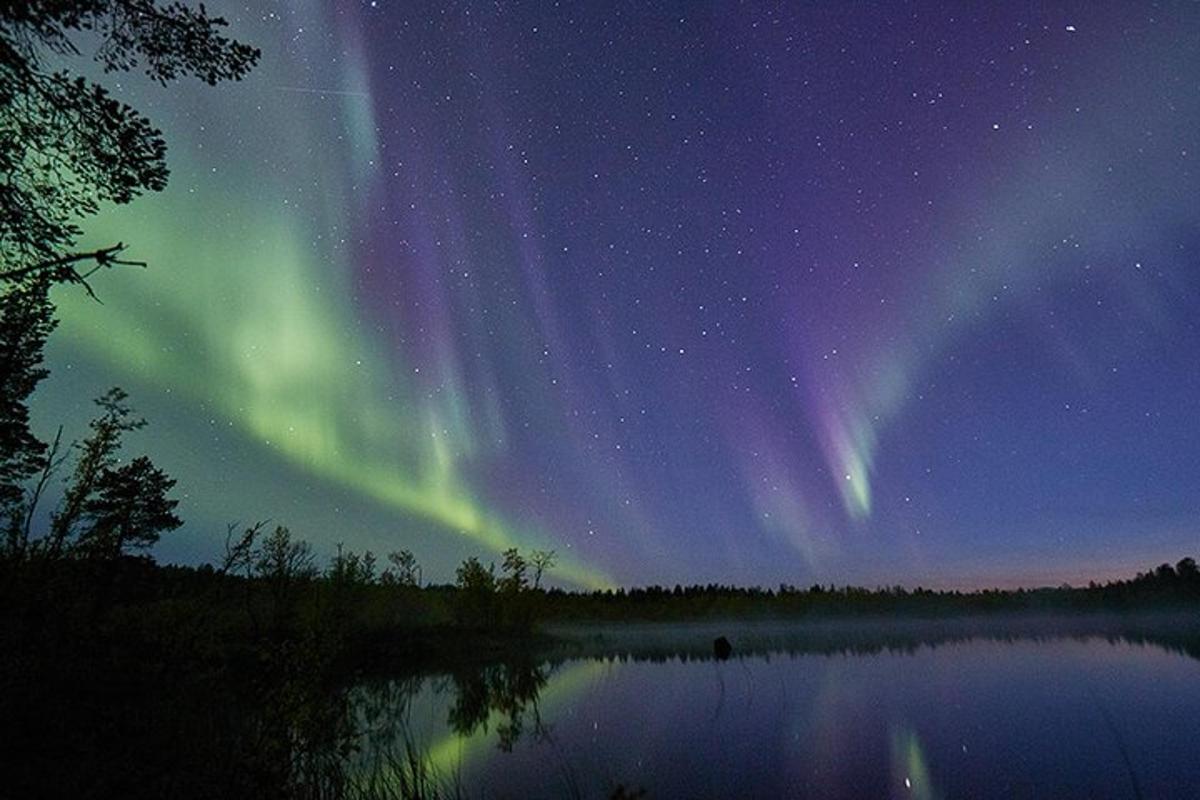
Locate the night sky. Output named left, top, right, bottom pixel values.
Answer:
left=34, top=1, right=1200, bottom=589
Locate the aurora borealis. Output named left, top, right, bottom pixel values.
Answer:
left=32, top=1, right=1200, bottom=588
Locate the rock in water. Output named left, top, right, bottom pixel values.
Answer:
left=713, top=636, right=733, bottom=660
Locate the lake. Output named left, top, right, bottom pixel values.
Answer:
left=350, top=619, right=1200, bottom=799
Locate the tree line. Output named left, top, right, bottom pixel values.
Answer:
left=3, top=4, right=1199, bottom=798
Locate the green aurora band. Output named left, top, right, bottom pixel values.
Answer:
left=40, top=3, right=611, bottom=589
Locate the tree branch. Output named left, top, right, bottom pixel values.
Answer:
left=22, top=426, right=67, bottom=554
left=0, top=243, right=148, bottom=300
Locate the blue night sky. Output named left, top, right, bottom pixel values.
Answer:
left=36, top=1, right=1200, bottom=589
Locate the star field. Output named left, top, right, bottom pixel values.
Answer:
left=35, top=1, right=1200, bottom=588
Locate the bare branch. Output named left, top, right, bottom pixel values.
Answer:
left=221, top=519, right=269, bottom=576
left=1, top=243, right=148, bottom=302
left=0, top=243, right=148, bottom=288
left=20, top=425, right=66, bottom=555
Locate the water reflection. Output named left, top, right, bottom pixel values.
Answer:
left=51, top=617, right=1189, bottom=797
left=348, top=617, right=1200, bottom=799
left=445, top=661, right=550, bottom=751
left=891, top=727, right=938, bottom=800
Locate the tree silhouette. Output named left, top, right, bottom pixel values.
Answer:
left=0, top=278, right=55, bottom=539
left=75, top=454, right=181, bottom=559
left=0, top=2, right=258, bottom=565
left=39, top=388, right=180, bottom=560
left=254, top=525, right=316, bottom=635
left=48, top=388, right=145, bottom=554
left=455, top=556, right=497, bottom=627
left=499, top=547, right=528, bottom=595
left=529, top=548, right=557, bottom=589
left=0, top=1, right=260, bottom=289
left=456, top=556, right=495, bottom=593
left=384, top=548, right=420, bottom=587
left=255, top=526, right=315, bottom=583
left=1177, top=557, right=1198, bottom=580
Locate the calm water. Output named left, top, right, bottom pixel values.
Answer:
left=352, top=624, right=1200, bottom=799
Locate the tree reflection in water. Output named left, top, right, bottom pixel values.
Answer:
left=445, top=660, right=550, bottom=751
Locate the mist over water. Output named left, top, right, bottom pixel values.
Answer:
left=353, top=620, right=1200, bottom=799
